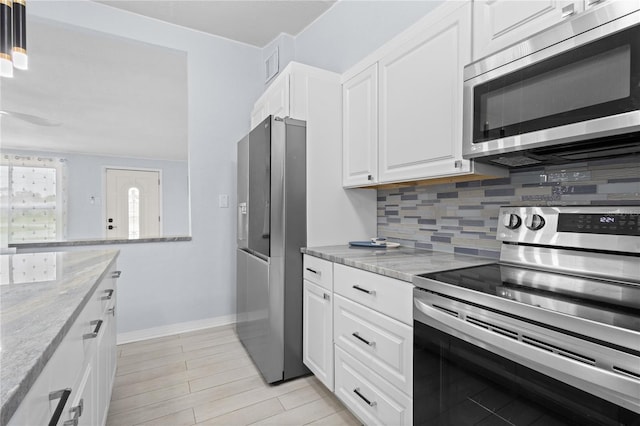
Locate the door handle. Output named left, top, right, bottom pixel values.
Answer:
left=83, top=319, right=103, bottom=339
left=48, top=388, right=72, bottom=426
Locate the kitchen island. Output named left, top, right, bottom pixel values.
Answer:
left=0, top=249, right=120, bottom=426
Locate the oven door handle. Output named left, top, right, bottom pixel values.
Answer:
left=414, top=297, right=640, bottom=414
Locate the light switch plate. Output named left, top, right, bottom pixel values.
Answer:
left=219, top=194, right=229, bottom=208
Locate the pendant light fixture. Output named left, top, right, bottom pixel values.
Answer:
left=11, top=0, right=26, bottom=70
left=0, top=0, right=27, bottom=78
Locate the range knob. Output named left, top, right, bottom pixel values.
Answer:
left=503, top=213, right=522, bottom=230
left=525, top=214, right=546, bottom=231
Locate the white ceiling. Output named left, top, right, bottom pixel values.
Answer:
left=96, top=0, right=337, bottom=47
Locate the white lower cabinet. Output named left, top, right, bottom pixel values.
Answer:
left=334, top=294, right=412, bottom=396
left=303, top=279, right=334, bottom=391
left=335, top=346, right=412, bottom=426
left=302, top=255, right=413, bottom=425
left=7, top=263, right=119, bottom=426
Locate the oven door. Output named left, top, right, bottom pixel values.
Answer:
left=462, top=4, right=640, bottom=166
left=413, top=289, right=640, bottom=426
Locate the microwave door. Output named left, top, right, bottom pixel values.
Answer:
left=248, top=116, right=271, bottom=258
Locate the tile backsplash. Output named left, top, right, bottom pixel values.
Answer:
left=377, top=157, right=640, bottom=259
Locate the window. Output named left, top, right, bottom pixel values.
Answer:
left=0, top=154, right=67, bottom=243
left=127, top=187, right=140, bottom=239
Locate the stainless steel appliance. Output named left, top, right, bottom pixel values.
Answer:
left=413, top=206, right=640, bottom=425
left=236, top=115, right=309, bottom=383
left=463, top=1, right=640, bottom=168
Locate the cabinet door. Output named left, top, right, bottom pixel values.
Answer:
left=251, top=73, right=291, bottom=127
left=472, top=0, right=577, bottom=61
left=378, top=4, right=472, bottom=183
left=303, top=280, right=334, bottom=391
left=342, top=64, right=378, bottom=187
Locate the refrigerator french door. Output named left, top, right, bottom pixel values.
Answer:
left=236, top=116, right=309, bottom=383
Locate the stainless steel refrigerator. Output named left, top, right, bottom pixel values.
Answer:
left=236, top=115, right=309, bottom=383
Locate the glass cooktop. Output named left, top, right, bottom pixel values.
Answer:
left=418, top=263, right=640, bottom=332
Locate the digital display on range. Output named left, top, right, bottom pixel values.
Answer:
left=557, top=213, right=640, bottom=236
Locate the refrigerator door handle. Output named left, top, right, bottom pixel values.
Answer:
left=262, top=200, right=270, bottom=238
left=238, top=202, right=247, bottom=242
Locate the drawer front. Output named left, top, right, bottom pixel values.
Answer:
left=334, top=294, right=412, bottom=396
left=334, top=263, right=413, bottom=325
left=303, top=255, right=333, bottom=291
left=335, top=346, right=412, bottom=426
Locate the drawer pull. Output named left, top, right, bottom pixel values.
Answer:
left=63, top=398, right=83, bottom=426
left=323, top=293, right=330, bottom=301
left=83, top=319, right=103, bottom=339
left=352, top=285, right=376, bottom=295
left=352, top=332, right=375, bottom=347
left=101, top=289, right=114, bottom=300
left=48, top=388, right=72, bottom=426
left=306, top=267, right=320, bottom=275
left=353, top=387, right=377, bottom=407
left=111, top=270, right=122, bottom=278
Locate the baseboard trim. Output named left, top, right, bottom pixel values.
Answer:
left=117, top=314, right=236, bottom=345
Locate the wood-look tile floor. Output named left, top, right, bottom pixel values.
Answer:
left=107, top=325, right=361, bottom=426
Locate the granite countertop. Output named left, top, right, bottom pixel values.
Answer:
left=302, top=245, right=496, bottom=282
left=0, top=249, right=120, bottom=426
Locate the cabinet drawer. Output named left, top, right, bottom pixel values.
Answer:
left=334, top=294, right=412, bottom=396
left=303, top=255, right=333, bottom=291
left=334, top=264, right=413, bottom=325
left=335, top=346, right=412, bottom=426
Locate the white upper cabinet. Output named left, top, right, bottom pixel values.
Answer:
left=378, top=3, right=471, bottom=183
left=341, top=1, right=506, bottom=188
left=472, top=0, right=617, bottom=61
left=251, top=73, right=290, bottom=127
left=342, top=64, right=378, bottom=187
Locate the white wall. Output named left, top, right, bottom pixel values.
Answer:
left=27, top=0, right=263, bottom=335
left=293, top=0, right=444, bottom=74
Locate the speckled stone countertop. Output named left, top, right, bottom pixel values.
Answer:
left=0, top=249, right=120, bottom=426
left=10, top=235, right=191, bottom=249
left=302, top=245, right=496, bottom=282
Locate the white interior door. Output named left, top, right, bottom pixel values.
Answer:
left=105, top=169, right=160, bottom=239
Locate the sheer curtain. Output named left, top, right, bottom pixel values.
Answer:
left=1, top=153, right=68, bottom=243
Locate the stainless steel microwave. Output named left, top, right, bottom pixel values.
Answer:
left=463, top=1, right=640, bottom=168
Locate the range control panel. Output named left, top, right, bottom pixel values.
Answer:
left=497, top=206, right=640, bottom=254
left=557, top=213, right=640, bottom=236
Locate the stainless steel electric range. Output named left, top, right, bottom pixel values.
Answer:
left=413, top=206, right=640, bottom=425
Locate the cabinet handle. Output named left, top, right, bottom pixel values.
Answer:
left=108, top=306, right=116, bottom=316
left=586, top=0, right=604, bottom=5
left=323, top=293, right=330, bottom=301
left=83, top=319, right=103, bottom=339
left=454, top=160, right=462, bottom=168
left=101, top=289, right=114, bottom=300
left=305, top=267, right=320, bottom=275
left=111, top=270, right=122, bottom=279
left=352, top=285, right=376, bottom=295
left=63, top=398, right=83, bottom=426
left=352, top=332, right=375, bottom=347
left=353, top=387, right=377, bottom=407
left=48, top=388, right=72, bottom=426
left=561, top=3, right=575, bottom=18
left=367, top=174, right=373, bottom=181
